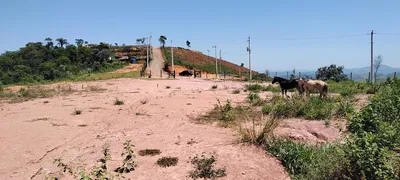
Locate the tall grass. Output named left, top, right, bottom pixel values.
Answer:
left=267, top=94, right=354, bottom=120
left=265, top=137, right=349, bottom=180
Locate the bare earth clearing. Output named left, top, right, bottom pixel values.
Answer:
left=0, top=78, right=294, bottom=180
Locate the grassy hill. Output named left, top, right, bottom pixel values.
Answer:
left=161, top=47, right=257, bottom=76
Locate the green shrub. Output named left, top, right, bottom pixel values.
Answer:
left=265, top=137, right=349, bottom=179
left=0, top=81, right=4, bottom=92
left=339, top=86, right=357, bottom=98
left=335, top=100, right=355, bottom=117
left=188, top=153, right=226, bottom=179
left=346, top=78, right=400, bottom=179
left=262, top=85, right=281, bottom=92
left=247, top=93, right=264, bottom=106
left=245, top=84, right=263, bottom=92
left=262, top=105, right=273, bottom=115
left=303, top=98, right=335, bottom=120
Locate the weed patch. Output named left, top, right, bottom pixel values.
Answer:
left=196, top=99, right=255, bottom=127
left=211, top=85, right=218, bottom=89
left=114, top=98, right=124, bottom=105
left=139, top=149, right=161, bottom=156
left=232, top=89, right=240, bottom=94
left=157, top=157, right=179, bottom=167
left=72, top=108, right=82, bottom=115
left=188, top=153, right=226, bottom=179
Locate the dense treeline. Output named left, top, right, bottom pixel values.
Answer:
left=0, top=38, right=123, bottom=85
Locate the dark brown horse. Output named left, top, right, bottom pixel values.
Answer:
left=272, top=76, right=303, bottom=96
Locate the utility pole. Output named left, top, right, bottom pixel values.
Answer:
left=370, top=30, right=374, bottom=83
left=219, top=50, right=222, bottom=78
left=212, top=45, right=218, bottom=77
left=149, top=33, right=152, bottom=62
left=247, top=36, right=252, bottom=80
left=171, top=40, right=174, bottom=72
left=146, top=36, right=149, bottom=68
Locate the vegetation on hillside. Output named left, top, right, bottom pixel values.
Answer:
left=0, top=38, right=135, bottom=85
left=161, top=47, right=257, bottom=77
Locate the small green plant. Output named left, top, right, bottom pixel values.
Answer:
left=247, top=93, right=264, bottom=106
left=157, top=156, right=179, bottom=167
left=73, top=108, right=82, bottom=115
left=232, top=89, right=240, bottom=94
left=245, top=84, right=263, bottom=92
left=211, top=85, right=218, bottom=89
left=115, top=140, right=137, bottom=173
left=262, top=105, right=272, bottom=115
left=188, top=153, right=226, bottom=179
left=139, top=149, right=161, bottom=156
left=114, top=98, right=124, bottom=105
left=90, top=144, right=114, bottom=179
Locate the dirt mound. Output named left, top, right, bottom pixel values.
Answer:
left=274, top=118, right=345, bottom=144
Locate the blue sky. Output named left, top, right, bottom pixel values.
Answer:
left=1, top=0, right=400, bottom=72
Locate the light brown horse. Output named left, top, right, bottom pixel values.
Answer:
left=297, top=78, right=328, bottom=99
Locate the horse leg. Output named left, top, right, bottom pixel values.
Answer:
left=281, top=88, right=284, bottom=97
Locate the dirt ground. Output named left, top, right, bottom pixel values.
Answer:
left=0, top=78, right=294, bottom=180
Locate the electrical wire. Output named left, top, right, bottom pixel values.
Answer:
left=252, top=34, right=369, bottom=41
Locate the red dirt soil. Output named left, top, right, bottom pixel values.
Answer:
left=163, top=47, right=258, bottom=75
left=0, top=79, right=290, bottom=180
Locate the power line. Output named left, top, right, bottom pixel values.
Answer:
left=252, top=34, right=369, bottom=41
left=374, top=33, right=400, bottom=36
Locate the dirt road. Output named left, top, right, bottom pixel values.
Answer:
left=149, top=47, right=169, bottom=78
left=0, top=79, right=289, bottom=180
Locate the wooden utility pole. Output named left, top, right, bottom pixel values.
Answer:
left=370, top=30, right=374, bottom=83
left=247, top=36, right=252, bottom=80
left=171, top=40, right=174, bottom=72
left=219, top=50, right=222, bottom=78
left=212, top=45, right=218, bottom=77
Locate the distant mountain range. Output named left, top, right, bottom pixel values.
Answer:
left=269, top=64, right=400, bottom=81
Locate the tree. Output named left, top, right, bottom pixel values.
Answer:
left=374, top=55, right=383, bottom=83
left=115, top=43, right=118, bottom=47
left=44, top=37, right=53, bottom=47
left=56, top=38, right=68, bottom=48
left=186, top=40, right=191, bottom=49
left=316, top=64, right=348, bottom=82
left=75, top=39, right=84, bottom=47
left=290, top=68, right=296, bottom=80
left=136, top=39, right=142, bottom=45
left=136, top=38, right=146, bottom=45
left=159, top=35, right=167, bottom=48
left=239, top=63, right=244, bottom=76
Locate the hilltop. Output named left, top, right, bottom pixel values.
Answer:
left=160, top=47, right=258, bottom=77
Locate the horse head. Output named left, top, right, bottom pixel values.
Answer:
left=272, top=76, right=278, bottom=84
